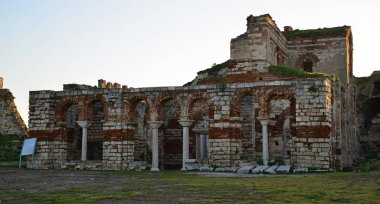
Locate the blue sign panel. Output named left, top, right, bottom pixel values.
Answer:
left=19, top=138, right=37, bottom=168
left=21, top=138, right=37, bottom=156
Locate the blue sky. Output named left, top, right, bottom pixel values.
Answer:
left=1, top=0, right=379, bottom=125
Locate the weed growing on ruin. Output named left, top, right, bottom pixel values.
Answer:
left=269, top=65, right=339, bottom=81
left=284, top=26, right=349, bottom=40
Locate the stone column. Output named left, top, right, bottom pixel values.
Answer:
left=178, top=120, right=194, bottom=170
left=147, top=121, right=164, bottom=171
left=77, top=121, right=91, bottom=162
left=193, top=128, right=208, bottom=160
left=257, top=117, right=269, bottom=166
left=200, top=134, right=208, bottom=159
left=196, top=134, right=201, bottom=160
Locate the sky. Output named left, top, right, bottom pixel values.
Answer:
left=1, top=0, right=380, bottom=126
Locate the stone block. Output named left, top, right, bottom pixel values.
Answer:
left=276, top=165, right=291, bottom=174
left=199, top=166, right=214, bottom=172
left=293, top=167, right=308, bottom=173
left=252, top=165, right=269, bottom=174
left=214, top=167, right=240, bottom=173
left=237, top=165, right=255, bottom=174
left=264, top=165, right=278, bottom=174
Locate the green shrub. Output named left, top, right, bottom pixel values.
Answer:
left=197, top=60, right=230, bottom=76
left=284, top=26, right=349, bottom=40
left=0, top=135, right=21, bottom=161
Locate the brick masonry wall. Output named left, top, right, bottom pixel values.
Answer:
left=286, top=36, right=350, bottom=84
left=28, top=77, right=348, bottom=170
left=26, top=14, right=359, bottom=170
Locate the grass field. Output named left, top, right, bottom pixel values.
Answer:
left=0, top=167, right=379, bottom=203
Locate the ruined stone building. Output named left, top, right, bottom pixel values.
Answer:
left=28, top=14, right=358, bottom=170
left=356, top=71, right=380, bottom=156
left=0, top=77, right=27, bottom=136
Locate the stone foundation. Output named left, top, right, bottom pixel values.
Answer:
left=290, top=137, right=331, bottom=169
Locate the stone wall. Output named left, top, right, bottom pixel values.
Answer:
left=0, top=79, right=27, bottom=136
left=27, top=14, right=359, bottom=171
left=286, top=35, right=351, bottom=84
left=356, top=71, right=380, bottom=157
left=103, top=140, right=134, bottom=170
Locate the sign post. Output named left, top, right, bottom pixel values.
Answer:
left=19, top=138, right=37, bottom=168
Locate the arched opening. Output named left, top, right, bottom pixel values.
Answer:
left=303, top=59, right=313, bottom=72
left=264, top=95, right=295, bottom=165
left=296, top=53, right=319, bottom=73
left=190, top=98, right=210, bottom=161
left=159, top=99, right=182, bottom=169
left=65, top=104, right=81, bottom=160
left=87, top=100, right=104, bottom=160
left=133, top=100, right=150, bottom=162
left=274, top=47, right=284, bottom=66
left=239, top=95, right=256, bottom=160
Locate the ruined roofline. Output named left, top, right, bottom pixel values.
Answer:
left=0, top=89, right=28, bottom=134
left=284, top=26, right=351, bottom=40
left=245, top=14, right=285, bottom=39
left=241, top=14, right=351, bottom=41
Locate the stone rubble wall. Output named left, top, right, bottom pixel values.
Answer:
left=31, top=141, right=67, bottom=169
left=208, top=138, right=241, bottom=167
left=0, top=89, right=27, bottom=136
left=26, top=14, right=358, bottom=170
left=103, top=140, right=134, bottom=170
left=290, top=137, right=332, bottom=168
left=286, top=36, right=350, bottom=84
left=28, top=77, right=348, bottom=170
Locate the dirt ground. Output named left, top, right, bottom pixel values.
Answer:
left=0, top=167, right=134, bottom=193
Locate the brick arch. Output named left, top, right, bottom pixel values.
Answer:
left=295, top=53, right=319, bottom=70
left=155, top=92, right=180, bottom=121
left=186, top=92, right=214, bottom=120
left=264, top=88, right=296, bottom=118
left=84, top=95, right=109, bottom=121
left=124, top=94, right=154, bottom=121
left=230, top=88, right=254, bottom=117
left=55, top=97, right=79, bottom=125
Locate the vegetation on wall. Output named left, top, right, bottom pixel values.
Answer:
left=197, top=60, right=230, bottom=76
left=355, top=76, right=372, bottom=102
left=269, top=65, right=339, bottom=81
left=284, top=26, right=350, bottom=40
left=0, top=134, right=21, bottom=161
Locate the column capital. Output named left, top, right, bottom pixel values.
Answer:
left=77, top=120, right=91, bottom=128
left=192, top=128, right=208, bottom=135
left=178, top=120, right=194, bottom=127
left=147, top=121, right=164, bottom=129
left=256, top=116, right=269, bottom=126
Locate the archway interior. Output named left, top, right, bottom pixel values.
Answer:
left=191, top=98, right=210, bottom=159
left=87, top=100, right=104, bottom=160
left=268, top=98, right=292, bottom=161
left=66, top=104, right=81, bottom=160
left=133, top=100, right=150, bottom=162
left=160, top=99, right=182, bottom=169
left=239, top=95, right=256, bottom=160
